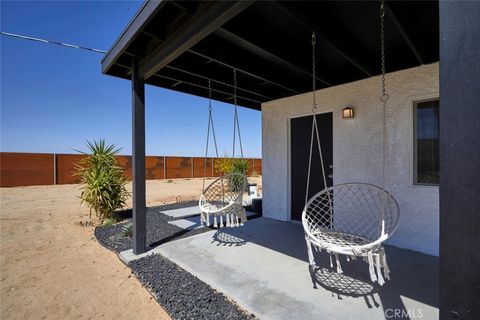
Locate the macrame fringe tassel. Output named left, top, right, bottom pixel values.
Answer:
left=329, top=252, right=333, bottom=268
left=375, top=254, right=385, bottom=286
left=226, top=214, right=230, bottom=227
left=381, top=249, right=391, bottom=280
left=346, top=255, right=350, bottom=262
left=213, top=216, right=218, bottom=228
left=220, top=215, right=223, bottom=227
left=206, top=213, right=210, bottom=227
left=335, top=254, right=343, bottom=274
left=367, top=252, right=378, bottom=283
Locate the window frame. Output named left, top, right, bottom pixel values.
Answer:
left=413, top=98, right=440, bottom=186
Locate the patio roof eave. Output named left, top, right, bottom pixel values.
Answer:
left=101, top=1, right=440, bottom=111
left=101, top=0, right=165, bottom=75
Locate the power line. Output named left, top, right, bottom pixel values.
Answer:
left=0, top=31, right=107, bottom=54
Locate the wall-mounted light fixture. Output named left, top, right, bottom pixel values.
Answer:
left=342, top=106, right=354, bottom=119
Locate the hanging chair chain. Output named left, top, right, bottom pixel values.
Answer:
left=380, top=0, right=388, bottom=103
left=380, top=0, right=388, bottom=190
left=311, top=33, right=317, bottom=111
left=234, top=68, right=238, bottom=107
left=233, top=69, right=237, bottom=158
left=305, top=31, right=331, bottom=217
left=203, top=79, right=219, bottom=191
left=232, top=69, right=244, bottom=160
left=208, top=79, right=212, bottom=111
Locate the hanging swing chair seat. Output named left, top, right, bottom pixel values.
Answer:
left=199, top=173, right=248, bottom=228
left=302, top=3, right=398, bottom=286
left=303, top=183, right=400, bottom=284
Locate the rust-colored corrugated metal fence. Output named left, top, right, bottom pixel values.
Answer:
left=0, top=152, right=262, bottom=187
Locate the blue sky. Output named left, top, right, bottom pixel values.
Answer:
left=0, top=1, right=262, bottom=157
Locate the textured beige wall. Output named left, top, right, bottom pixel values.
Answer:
left=262, top=63, right=439, bottom=256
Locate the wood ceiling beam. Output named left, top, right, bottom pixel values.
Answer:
left=164, top=65, right=274, bottom=100
left=187, top=49, right=300, bottom=95
left=385, top=2, right=425, bottom=65
left=152, top=74, right=264, bottom=105
left=169, top=0, right=302, bottom=95
left=215, top=28, right=332, bottom=87
left=276, top=1, right=374, bottom=77
left=139, top=1, right=254, bottom=80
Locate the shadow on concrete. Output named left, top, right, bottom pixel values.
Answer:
left=211, top=230, right=248, bottom=246
left=213, top=217, right=438, bottom=316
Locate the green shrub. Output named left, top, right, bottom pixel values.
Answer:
left=75, top=139, right=130, bottom=222
left=214, top=153, right=233, bottom=175
left=121, top=222, right=133, bottom=237
left=214, top=154, right=250, bottom=176
left=102, top=217, right=117, bottom=226
left=227, top=158, right=250, bottom=192
left=232, top=158, right=250, bottom=175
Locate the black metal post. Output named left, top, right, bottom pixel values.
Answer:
left=132, top=57, right=146, bottom=254
left=439, top=2, right=480, bottom=319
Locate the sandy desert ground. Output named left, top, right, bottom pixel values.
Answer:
left=0, top=177, right=261, bottom=320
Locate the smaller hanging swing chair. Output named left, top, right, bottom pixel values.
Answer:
left=303, top=1, right=400, bottom=286
left=199, top=172, right=248, bottom=228
left=199, top=72, right=248, bottom=228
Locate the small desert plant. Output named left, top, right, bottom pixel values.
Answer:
left=230, top=158, right=250, bottom=192
left=102, top=217, right=117, bottom=226
left=214, top=154, right=249, bottom=191
left=232, top=158, right=250, bottom=175
left=75, top=140, right=130, bottom=221
left=121, top=222, right=133, bottom=237
left=214, top=153, right=233, bottom=175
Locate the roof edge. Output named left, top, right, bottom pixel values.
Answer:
left=101, top=0, right=165, bottom=74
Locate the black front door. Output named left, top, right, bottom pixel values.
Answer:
left=290, top=113, right=333, bottom=221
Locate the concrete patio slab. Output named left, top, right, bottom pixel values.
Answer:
left=119, top=248, right=157, bottom=265
left=154, top=217, right=439, bottom=320
left=168, top=216, right=204, bottom=230
left=161, top=206, right=200, bottom=219
left=119, top=212, right=259, bottom=264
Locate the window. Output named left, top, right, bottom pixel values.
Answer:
left=414, top=99, right=439, bottom=185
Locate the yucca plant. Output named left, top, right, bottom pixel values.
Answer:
left=232, top=158, right=250, bottom=175
left=75, top=140, right=130, bottom=222
left=224, top=158, right=248, bottom=192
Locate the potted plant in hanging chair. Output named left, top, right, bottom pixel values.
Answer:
left=214, top=155, right=249, bottom=192
left=230, top=158, right=249, bottom=192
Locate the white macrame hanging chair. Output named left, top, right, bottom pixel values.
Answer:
left=199, top=72, right=248, bottom=228
left=302, top=1, right=400, bottom=286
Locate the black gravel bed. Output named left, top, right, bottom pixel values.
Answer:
left=95, top=201, right=209, bottom=253
left=131, top=254, right=256, bottom=320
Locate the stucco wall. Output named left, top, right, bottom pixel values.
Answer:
left=262, top=63, right=439, bottom=256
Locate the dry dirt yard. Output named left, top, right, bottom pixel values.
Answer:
left=0, top=177, right=261, bottom=320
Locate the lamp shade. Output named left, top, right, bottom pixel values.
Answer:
left=342, top=107, right=354, bottom=119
